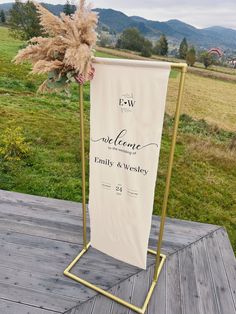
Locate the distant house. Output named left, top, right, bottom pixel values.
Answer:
left=229, top=59, right=236, bottom=68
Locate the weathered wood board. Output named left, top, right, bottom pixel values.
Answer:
left=0, top=190, right=235, bottom=314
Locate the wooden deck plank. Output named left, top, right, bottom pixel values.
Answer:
left=205, top=233, right=236, bottom=314
left=109, top=277, right=134, bottom=314
left=64, top=298, right=95, bottom=314
left=0, top=189, right=219, bottom=233
left=0, top=201, right=82, bottom=224
left=166, top=252, right=182, bottom=314
left=88, top=287, right=115, bottom=314
left=128, top=266, right=152, bottom=310
left=0, top=200, right=217, bottom=240
left=0, top=190, right=82, bottom=213
left=0, top=219, right=84, bottom=244
left=0, top=299, right=57, bottom=314
left=0, top=234, right=151, bottom=299
left=0, top=198, right=219, bottom=257
left=192, top=238, right=220, bottom=314
left=0, top=225, right=155, bottom=280
left=0, top=210, right=82, bottom=234
left=0, top=265, right=95, bottom=302
left=178, top=246, right=202, bottom=314
left=216, top=229, right=236, bottom=309
left=0, top=282, right=76, bottom=313
left=0, top=205, right=206, bottom=254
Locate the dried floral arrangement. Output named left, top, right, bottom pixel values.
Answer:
left=13, top=0, right=98, bottom=92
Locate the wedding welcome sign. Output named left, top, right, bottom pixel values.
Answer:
left=89, top=58, right=170, bottom=269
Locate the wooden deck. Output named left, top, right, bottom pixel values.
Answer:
left=0, top=189, right=235, bottom=314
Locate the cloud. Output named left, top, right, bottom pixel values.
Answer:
left=124, top=7, right=236, bottom=29
left=93, top=0, right=236, bottom=29
left=0, top=0, right=235, bottom=29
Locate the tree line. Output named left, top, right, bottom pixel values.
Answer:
left=116, top=28, right=167, bottom=58
left=3, top=0, right=216, bottom=69
left=115, top=28, right=198, bottom=66
left=110, top=29, right=214, bottom=68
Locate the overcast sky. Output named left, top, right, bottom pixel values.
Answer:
left=1, top=0, right=235, bottom=30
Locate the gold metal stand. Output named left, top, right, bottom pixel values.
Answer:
left=64, top=62, right=187, bottom=314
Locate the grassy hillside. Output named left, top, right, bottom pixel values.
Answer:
left=96, top=47, right=236, bottom=78
left=0, top=27, right=235, bottom=251
left=96, top=47, right=236, bottom=131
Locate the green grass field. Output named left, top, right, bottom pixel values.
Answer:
left=0, top=26, right=235, bottom=251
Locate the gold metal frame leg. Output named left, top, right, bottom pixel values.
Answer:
left=154, top=65, right=187, bottom=278
left=64, top=244, right=166, bottom=314
left=79, top=84, right=88, bottom=250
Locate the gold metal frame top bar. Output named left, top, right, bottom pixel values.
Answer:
left=92, top=57, right=187, bottom=70
left=171, top=62, right=188, bottom=70
left=64, top=61, right=187, bottom=314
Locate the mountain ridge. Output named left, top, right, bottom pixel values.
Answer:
left=0, top=2, right=236, bottom=51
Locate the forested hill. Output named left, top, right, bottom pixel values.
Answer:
left=1, top=2, right=236, bottom=50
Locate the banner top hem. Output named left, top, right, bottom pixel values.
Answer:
left=92, top=57, right=172, bottom=69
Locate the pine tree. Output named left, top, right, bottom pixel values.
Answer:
left=154, top=34, right=168, bottom=56
left=186, top=46, right=196, bottom=66
left=0, top=10, right=6, bottom=23
left=9, top=0, right=42, bottom=40
left=179, top=37, right=188, bottom=59
left=63, top=0, right=75, bottom=16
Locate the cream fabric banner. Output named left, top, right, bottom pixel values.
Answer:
left=89, top=58, right=170, bottom=269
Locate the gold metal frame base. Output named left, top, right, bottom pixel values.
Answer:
left=64, top=242, right=166, bottom=314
